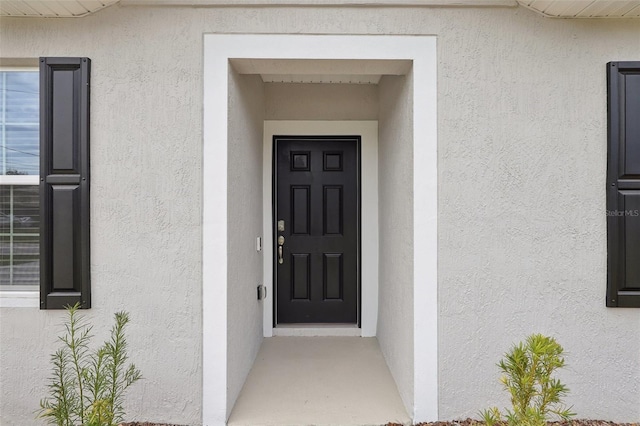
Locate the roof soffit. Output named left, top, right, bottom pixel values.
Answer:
left=1, top=0, right=638, bottom=19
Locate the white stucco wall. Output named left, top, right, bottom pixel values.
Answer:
left=1, top=7, right=204, bottom=424
left=265, top=82, right=378, bottom=120
left=377, top=74, right=415, bottom=416
left=434, top=16, right=640, bottom=422
left=1, top=4, right=640, bottom=424
left=226, top=71, right=265, bottom=416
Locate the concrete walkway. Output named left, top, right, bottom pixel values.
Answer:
left=227, top=336, right=411, bottom=426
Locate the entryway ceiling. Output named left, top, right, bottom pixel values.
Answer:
left=230, top=58, right=413, bottom=84
left=0, top=0, right=639, bottom=18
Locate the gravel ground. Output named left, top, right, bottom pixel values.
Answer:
left=120, top=421, right=639, bottom=426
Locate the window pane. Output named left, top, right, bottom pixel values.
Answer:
left=6, top=185, right=39, bottom=233
left=4, top=72, right=39, bottom=123
left=0, top=185, right=40, bottom=288
left=1, top=71, right=39, bottom=176
left=4, top=125, right=39, bottom=175
left=0, top=235, right=40, bottom=289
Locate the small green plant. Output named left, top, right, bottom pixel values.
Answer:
left=38, top=303, right=142, bottom=426
left=480, top=333, right=575, bottom=426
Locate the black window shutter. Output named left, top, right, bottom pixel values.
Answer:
left=39, top=57, right=91, bottom=309
left=607, top=61, right=640, bottom=308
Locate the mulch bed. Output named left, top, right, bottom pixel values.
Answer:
left=404, top=422, right=639, bottom=426
left=120, top=424, right=186, bottom=426
left=121, top=421, right=639, bottom=426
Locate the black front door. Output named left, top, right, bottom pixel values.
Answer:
left=274, top=136, right=360, bottom=324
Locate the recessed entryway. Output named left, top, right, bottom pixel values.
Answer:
left=203, top=34, right=437, bottom=425
left=227, top=337, right=411, bottom=426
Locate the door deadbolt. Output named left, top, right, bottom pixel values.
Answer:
left=277, top=220, right=285, bottom=232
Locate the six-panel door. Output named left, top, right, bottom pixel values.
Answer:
left=275, top=136, right=360, bottom=324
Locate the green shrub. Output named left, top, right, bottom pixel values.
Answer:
left=481, top=333, right=575, bottom=426
left=38, top=303, right=142, bottom=426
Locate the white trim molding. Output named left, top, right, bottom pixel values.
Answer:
left=125, top=0, right=515, bottom=6
left=0, top=290, right=38, bottom=308
left=0, top=175, right=39, bottom=185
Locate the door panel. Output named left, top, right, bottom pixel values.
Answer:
left=323, top=186, right=343, bottom=235
left=291, top=186, right=310, bottom=235
left=275, top=136, right=359, bottom=324
left=291, top=253, right=311, bottom=300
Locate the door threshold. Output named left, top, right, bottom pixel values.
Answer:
left=273, top=324, right=361, bottom=337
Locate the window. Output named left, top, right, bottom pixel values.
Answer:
left=607, top=61, right=640, bottom=308
left=0, top=70, right=40, bottom=291
left=0, top=58, right=91, bottom=309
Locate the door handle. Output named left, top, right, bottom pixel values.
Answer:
left=277, top=235, right=285, bottom=264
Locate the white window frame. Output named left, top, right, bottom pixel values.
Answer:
left=0, top=66, right=40, bottom=308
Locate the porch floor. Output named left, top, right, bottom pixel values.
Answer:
left=227, top=336, right=411, bottom=426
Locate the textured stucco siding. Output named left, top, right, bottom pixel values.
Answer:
left=1, top=6, right=205, bottom=424
left=226, top=72, right=265, bottom=417
left=377, top=74, right=415, bottom=416
left=0, top=3, right=639, bottom=425
left=434, top=15, right=640, bottom=421
left=265, top=82, right=378, bottom=120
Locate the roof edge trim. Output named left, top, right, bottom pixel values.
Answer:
left=121, top=0, right=517, bottom=6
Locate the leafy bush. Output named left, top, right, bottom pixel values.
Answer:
left=38, top=303, right=142, bottom=426
left=481, top=333, right=575, bottom=426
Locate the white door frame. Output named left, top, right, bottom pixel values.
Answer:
left=263, top=121, right=379, bottom=337
left=203, top=34, right=437, bottom=425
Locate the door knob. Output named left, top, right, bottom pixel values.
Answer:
left=277, top=236, right=285, bottom=264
